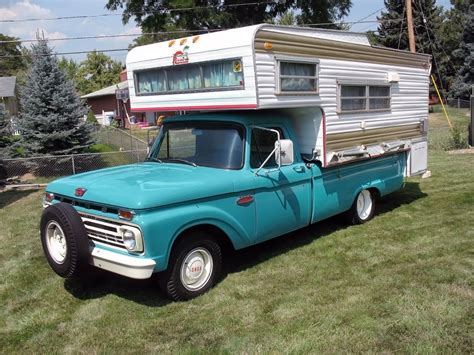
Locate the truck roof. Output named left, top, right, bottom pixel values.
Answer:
left=163, top=111, right=295, bottom=127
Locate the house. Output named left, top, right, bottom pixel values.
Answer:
left=81, top=70, right=161, bottom=128
left=0, top=76, right=18, bottom=117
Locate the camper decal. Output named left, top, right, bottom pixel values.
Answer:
left=173, top=46, right=189, bottom=65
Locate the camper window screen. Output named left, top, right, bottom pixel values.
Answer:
left=340, top=84, right=391, bottom=113
left=135, top=59, right=244, bottom=95
left=278, top=61, right=318, bottom=93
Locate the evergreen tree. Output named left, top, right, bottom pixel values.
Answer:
left=449, top=4, right=473, bottom=100
left=437, top=0, right=469, bottom=91
left=0, top=105, right=12, bottom=157
left=17, top=38, right=93, bottom=156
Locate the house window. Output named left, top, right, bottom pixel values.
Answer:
left=339, top=84, right=391, bottom=113
left=277, top=60, right=318, bottom=94
left=135, top=58, right=244, bottom=95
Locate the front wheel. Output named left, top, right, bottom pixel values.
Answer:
left=159, top=233, right=222, bottom=301
left=347, top=189, right=375, bottom=225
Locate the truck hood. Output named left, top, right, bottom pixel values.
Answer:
left=46, top=163, right=236, bottom=210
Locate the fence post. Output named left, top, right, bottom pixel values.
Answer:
left=71, top=155, right=76, bottom=175
left=136, top=140, right=140, bottom=162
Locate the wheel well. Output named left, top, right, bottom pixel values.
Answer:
left=368, top=187, right=381, bottom=199
left=171, top=224, right=235, bottom=255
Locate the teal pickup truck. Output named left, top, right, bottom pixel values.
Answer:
left=41, top=112, right=406, bottom=300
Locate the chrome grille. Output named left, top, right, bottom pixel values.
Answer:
left=80, top=213, right=126, bottom=249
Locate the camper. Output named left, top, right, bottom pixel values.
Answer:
left=39, top=25, right=430, bottom=300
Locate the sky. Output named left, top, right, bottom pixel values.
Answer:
left=0, top=0, right=453, bottom=64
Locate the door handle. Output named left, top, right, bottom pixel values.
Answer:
left=293, top=165, right=305, bottom=173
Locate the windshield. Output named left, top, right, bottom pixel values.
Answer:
left=148, top=121, right=245, bottom=169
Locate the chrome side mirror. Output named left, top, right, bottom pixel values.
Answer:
left=275, top=139, right=294, bottom=166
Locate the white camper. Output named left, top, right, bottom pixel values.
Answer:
left=126, top=24, right=431, bottom=175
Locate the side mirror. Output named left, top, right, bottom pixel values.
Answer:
left=275, top=139, right=294, bottom=166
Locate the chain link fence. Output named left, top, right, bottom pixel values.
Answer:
left=2, top=150, right=148, bottom=185
left=92, top=124, right=149, bottom=151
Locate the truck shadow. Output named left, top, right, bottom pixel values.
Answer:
left=0, top=189, right=36, bottom=209
left=225, top=181, right=427, bottom=275
left=64, top=181, right=426, bottom=306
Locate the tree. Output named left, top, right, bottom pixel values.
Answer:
left=17, top=38, right=93, bottom=156
left=296, top=0, right=352, bottom=29
left=376, top=0, right=444, bottom=89
left=0, top=34, right=27, bottom=77
left=449, top=4, right=473, bottom=100
left=75, top=51, right=123, bottom=95
left=58, top=57, right=79, bottom=82
left=0, top=105, right=12, bottom=157
left=105, top=0, right=352, bottom=46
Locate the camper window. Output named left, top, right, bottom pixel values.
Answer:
left=339, top=84, right=391, bottom=113
left=277, top=60, right=318, bottom=94
left=134, top=58, right=244, bottom=95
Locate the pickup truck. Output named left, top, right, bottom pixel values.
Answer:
left=40, top=111, right=406, bottom=300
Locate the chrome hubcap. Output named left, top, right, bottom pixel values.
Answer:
left=180, top=248, right=213, bottom=291
left=356, top=190, right=373, bottom=220
left=45, top=221, right=67, bottom=264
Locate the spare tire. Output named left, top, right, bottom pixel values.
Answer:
left=40, top=203, right=90, bottom=278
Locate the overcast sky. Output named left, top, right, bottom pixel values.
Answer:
left=0, top=0, right=453, bottom=64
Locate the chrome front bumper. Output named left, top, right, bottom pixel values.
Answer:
left=89, top=247, right=155, bottom=279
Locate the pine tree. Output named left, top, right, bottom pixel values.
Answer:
left=448, top=4, right=473, bottom=100
left=0, top=105, right=11, bottom=157
left=17, top=38, right=93, bottom=156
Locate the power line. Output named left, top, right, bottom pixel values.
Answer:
left=397, top=2, right=406, bottom=49
left=0, top=1, right=278, bottom=23
left=0, top=19, right=405, bottom=44
left=0, top=48, right=129, bottom=58
left=350, top=7, right=385, bottom=28
left=414, top=0, right=449, bottom=99
left=0, top=30, right=221, bottom=44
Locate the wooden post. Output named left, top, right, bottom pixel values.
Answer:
left=406, top=0, right=416, bottom=53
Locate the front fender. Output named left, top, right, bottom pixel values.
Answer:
left=138, top=201, right=254, bottom=271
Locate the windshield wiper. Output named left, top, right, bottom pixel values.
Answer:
left=145, top=157, right=163, bottom=163
left=161, top=158, right=197, bottom=167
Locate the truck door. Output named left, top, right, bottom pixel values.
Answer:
left=250, top=126, right=312, bottom=243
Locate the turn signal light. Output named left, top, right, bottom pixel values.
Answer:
left=45, top=192, right=55, bottom=202
left=118, top=210, right=135, bottom=221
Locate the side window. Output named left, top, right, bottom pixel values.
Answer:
left=277, top=60, right=319, bottom=94
left=339, top=84, right=391, bottom=113
left=250, top=128, right=284, bottom=169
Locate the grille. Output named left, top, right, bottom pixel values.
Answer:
left=55, top=194, right=119, bottom=215
left=80, top=213, right=126, bottom=249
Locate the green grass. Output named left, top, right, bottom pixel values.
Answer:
left=0, top=112, right=472, bottom=353
left=428, top=105, right=470, bottom=150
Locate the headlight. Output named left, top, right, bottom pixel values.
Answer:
left=120, top=226, right=143, bottom=253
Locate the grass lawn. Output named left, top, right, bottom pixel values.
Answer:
left=0, top=111, right=472, bottom=352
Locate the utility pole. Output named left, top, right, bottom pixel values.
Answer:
left=406, top=0, right=416, bottom=53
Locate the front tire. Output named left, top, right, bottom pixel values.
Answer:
left=347, top=189, right=375, bottom=225
left=40, top=203, right=90, bottom=278
left=159, top=232, right=222, bottom=301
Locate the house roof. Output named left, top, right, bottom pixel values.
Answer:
left=0, top=76, right=16, bottom=98
left=81, top=80, right=128, bottom=99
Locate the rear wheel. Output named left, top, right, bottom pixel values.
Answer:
left=347, top=189, right=375, bottom=225
left=159, top=232, right=222, bottom=301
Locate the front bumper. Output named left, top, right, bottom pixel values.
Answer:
left=89, top=246, right=156, bottom=279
